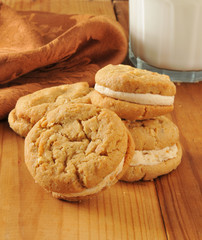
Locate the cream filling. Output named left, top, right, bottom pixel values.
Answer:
left=130, top=144, right=178, bottom=166
left=94, top=84, right=174, bottom=106
left=55, top=157, right=125, bottom=198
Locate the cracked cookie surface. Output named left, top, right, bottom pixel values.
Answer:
left=25, top=103, right=134, bottom=201
left=123, top=116, right=179, bottom=150
left=8, top=82, right=92, bottom=137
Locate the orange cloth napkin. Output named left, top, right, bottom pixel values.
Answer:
left=0, top=3, right=127, bottom=119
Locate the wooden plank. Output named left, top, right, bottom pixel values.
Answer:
left=113, top=1, right=129, bottom=38
left=0, top=121, right=22, bottom=240
left=156, top=83, right=202, bottom=240
left=113, top=1, right=130, bottom=65
left=2, top=0, right=116, bottom=19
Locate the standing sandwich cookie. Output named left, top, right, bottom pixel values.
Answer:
left=24, top=103, right=135, bottom=201
left=8, top=82, right=92, bottom=137
left=90, top=64, right=176, bottom=120
left=121, top=116, right=182, bottom=181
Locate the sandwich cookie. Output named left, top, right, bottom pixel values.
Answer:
left=90, top=64, right=176, bottom=120
left=8, top=82, right=92, bottom=137
left=121, top=116, right=182, bottom=181
left=24, top=103, right=134, bottom=201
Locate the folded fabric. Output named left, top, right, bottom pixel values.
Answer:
left=0, top=3, right=127, bottom=119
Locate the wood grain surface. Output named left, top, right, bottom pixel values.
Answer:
left=0, top=1, right=201, bottom=240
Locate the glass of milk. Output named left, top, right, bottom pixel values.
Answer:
left=129, top=0, right=202, bottom=82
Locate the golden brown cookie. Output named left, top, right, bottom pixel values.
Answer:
left=90, top=64, right=176, bottom=120
left=8, top=82, right=92, bottom=137
left=120, top=116, right=182, bottom=181
left=24, top=103, right=135, bottom=201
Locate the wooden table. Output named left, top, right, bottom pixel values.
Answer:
left=0, top=1, right=201, bottom=239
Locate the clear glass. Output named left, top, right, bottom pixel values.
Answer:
left=129, top=0, right=202, bottom=82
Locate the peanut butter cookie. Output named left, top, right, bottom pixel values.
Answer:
left=24, top=103, right=134, bottom=201
left=121, top=116, right=182, bottom=181
left=90, top=64, right=176, bottom=120
left=9, top=82, right=92, bottom=137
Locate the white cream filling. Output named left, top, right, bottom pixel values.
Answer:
left=130, top=144, right=178, bottom=166
left=55, top=157, right=125, bottom=198
left=94, top=84, right=174, bottom=106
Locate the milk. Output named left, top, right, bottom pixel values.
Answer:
left=129, top=0, right=202, bottom=71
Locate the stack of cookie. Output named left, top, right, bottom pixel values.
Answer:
left=8, top=64, right=182, bottom=201
left=90, top=64, right=182, bottom=182
left=8, top=82, right=135, bottom=201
